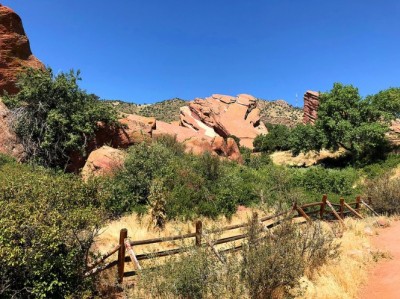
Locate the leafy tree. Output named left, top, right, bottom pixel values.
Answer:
left=289, top=124, right=326, bottom=156
left=367, top=87, right=400, bottom=120
left=3, top=67, right=117, bottom=169
left=290, top=83, right=390, bottom=161
left=253, top=124, right=291, bottom=153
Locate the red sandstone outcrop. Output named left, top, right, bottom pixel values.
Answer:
left=153, top=120, right=243, bottom=163
left=94, top=114, right=156, bottom=149
left=68, top=114, right=156, bottom=172
left=0, top=99, right=24, bottom=160
left=0, top=4, right=44, bottom=95
left=303, top=91, right=320, bottom=124
left=81, top=146, right=126, bottom=180
left=180, top=94, right=268, bottom=149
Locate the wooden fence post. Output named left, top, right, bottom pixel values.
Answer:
left=196, top=220, right=202, bottom=247
left=117, top=228, right=127, bottom=283
left=339, top=198, right=344, bottom=219
left=356, top=196, right=361, bottom=213
left=320, top=194, right=327, bottom=219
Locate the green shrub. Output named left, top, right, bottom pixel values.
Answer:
left=291, top=166, right=358, bottom=196
left=3, top=68, right=117, bottom=169
left=0, top=162, right=105, bottom=298
left=253, top=124, right=291, bottom=153
left=364, top=173, right=400, bottom=214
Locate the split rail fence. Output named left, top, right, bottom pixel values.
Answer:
left=85, top=195, right=376, bottom=282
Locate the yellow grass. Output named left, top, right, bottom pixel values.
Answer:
left=271, top=149, right=345, bottom=167
left=296, top=217, right=388, bottom=299
left=94, top=209, right=388, bottom=299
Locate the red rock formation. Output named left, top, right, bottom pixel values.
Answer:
left=0, top=99, right=24, bottom=160
left=81, top=146, right=126, bottom=181
left=153, top=120, right=243, bottom=163
left=67, top=114, right=156, bottom=172
left=303, top=91, right=320, bottom=124
left=0, top=4, right=44, bottom=95
left=180, top=94, right=268, bottom=149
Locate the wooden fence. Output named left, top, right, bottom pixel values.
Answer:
left=85, top=195, right=376, bottom=282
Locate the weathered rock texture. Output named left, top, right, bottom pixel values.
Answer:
left=67, top=114, right=156, bottom=172
left=153, top=121, right=243, bottom=163
left=0, top=4, right=44, bottom=95
left=180, top=94, right=268, bottom=148
left=81, top=146, right=126, bottom=181
left=0, top=99, right=24, bottom=160
left=303, top=91, right=320, bottom=124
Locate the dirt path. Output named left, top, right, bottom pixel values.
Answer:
left=358, top=220, right=400, bottom=299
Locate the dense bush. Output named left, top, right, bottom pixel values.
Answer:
left=3, top=68, right=117, bottom=169
left=364, top=173, right=400, bottom=214
left=291, top=166, right=358, bottom=197
left=0, top=159, right=105, bottom=298
left=253, top=124, right=291, bottom=153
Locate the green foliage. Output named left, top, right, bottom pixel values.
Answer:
left=291, top=166, right=358, bottom=196
left=315, top=83, right=389, bottom=161
left=0, top=160, right=104, bottom=298
left=367, top=87, right=400, bottom=120
left=253, top=124, right=291, bottom=153
left=3, top=68, right=117, bottom=169
left=289, top=83, right=391, bottom=163
left=289, top=124, right=326, bottom=156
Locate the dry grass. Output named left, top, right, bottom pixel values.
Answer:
left=296, top=217, right=389, bottom=299
left=94, top=209, right=389, bottom=299
left=271, top=149, right=345, bottom=167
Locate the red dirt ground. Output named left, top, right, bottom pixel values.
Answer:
left=358, top=220, right=400, bottom=299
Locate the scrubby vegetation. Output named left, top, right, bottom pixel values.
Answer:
left=130, top=216, right=338, bottom=299
left=1, top=72, right=399, bottom=298
left=0, top=155, right=105, bottom=298
left=3, top=68, right=117, bottom=169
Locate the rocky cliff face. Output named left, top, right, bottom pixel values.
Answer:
left=0, top=4, right=44, bottom=95
left=0, top=99, right=24, bottom=160
left=303, top=90, right=320, bottom=124
left=180, top=94, right=268, bottom=149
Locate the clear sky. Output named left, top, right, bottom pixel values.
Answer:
left=2, top=0, right=400, bottom=106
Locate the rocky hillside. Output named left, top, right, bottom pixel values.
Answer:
left=107, top=97, right=302, bottom=127
left=257, top=99, right=303, bottom=127
left=106, top=98, right=187, bottom=123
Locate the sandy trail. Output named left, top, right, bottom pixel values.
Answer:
left=358, top=220, right=400, bottom=299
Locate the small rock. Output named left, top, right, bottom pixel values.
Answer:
left=375, top=218, right=389, bottom=228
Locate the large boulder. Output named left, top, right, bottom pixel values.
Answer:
left=180, top=94, right=268, bottom=149
left=153, top=120, right=242, bottom=163
left=303, top=90, right=320, bottom=124
left=95, top=114, right=156, bottom=149
left=0, top=99, right=24, bottom=160
left=0, top=4, right=44, bottom=95
left=81, top=146, right=126, bottom=180
left=67, top=114, right=156, bottom=172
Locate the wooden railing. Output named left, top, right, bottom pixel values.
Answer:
left=85, top=195, right=376, bottom=282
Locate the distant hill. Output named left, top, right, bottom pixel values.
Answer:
left=105, top=97, right=303, bottom=127
left=105, top=98, right=188, bottom=123
left=257, top=99, right=303, bottom=127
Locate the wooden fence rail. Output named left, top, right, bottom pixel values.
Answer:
left=85, top=195, right=376, bottom=282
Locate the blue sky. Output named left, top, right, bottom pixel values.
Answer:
left=3, top=0, right=400, bottom=106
